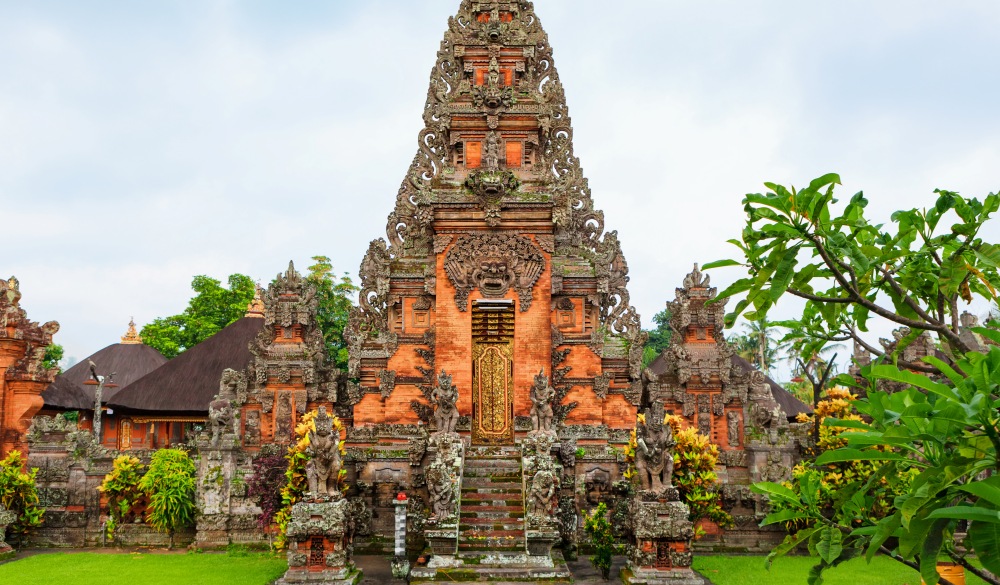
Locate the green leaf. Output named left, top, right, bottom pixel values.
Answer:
left=766, top=526, right=821, bottom=568
left=919, top=518, right=948, bottom=585
left=927, top=506, right=1000, bottom=523
left=866, top=513, right=901, bottom=563
left=815, top=449, right=908, bottom=464
left=701, top=259, right=742, bottom=270
left=968, top=518, right=1000, bottom=575
left=751, top=482, right=801, bottom=504
left=867, top=365, right=955, bottom=401
left=770, top=246, right=801, bottom=302
left=959, top=479, right=1000, bottom=508
left=815, top=525, right=843, bottom=564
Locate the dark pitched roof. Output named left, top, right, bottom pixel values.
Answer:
left=646, top=353, right=813, bottom=420
left=42, top=343, right=168, bottom=411
left=107, top=317, right=263, bottom=414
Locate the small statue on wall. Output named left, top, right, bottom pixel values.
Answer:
left=426, top=463, right=456, bottom=521
left=208, top=394, right=234, bottom=448
left=305, top=407, right=342, bottom=498
left=529, top=370, right=556, bottom=432
left=635, top=404, right=676, bottom=492
left=431, top=370, right=460, bottom=435
left=528, top=468, right=558, bottom=521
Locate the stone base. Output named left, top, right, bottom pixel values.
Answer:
left=276, top=565, right=363, bottom=585
left=525, top=528, right=559, bottom=556
left=410, top=551, right=572, bottom=583
left=621, top=564, right=706, bottom=585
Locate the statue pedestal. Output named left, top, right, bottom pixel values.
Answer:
left=526, top=526, right=560, bottom=557
left=277, top=496, right=361, bottom=585
left=622, top=491, right=703, bottom=585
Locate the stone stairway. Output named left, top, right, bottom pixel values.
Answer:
left=410, top=444, right=571, bottom=584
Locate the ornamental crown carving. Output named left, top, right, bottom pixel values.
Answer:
left=443, top=233, right=545, bottom=312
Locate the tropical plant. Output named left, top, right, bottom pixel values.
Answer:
left=708, top=175, right=1000, bottom=584
left=247, top=451, right=286, bottom=530
left=664, top=415, right=733, bottom=531
left=728, top=318, right=782, bottom=374
left=41, top=343, right=64, bottom=373
left=138, top=449, right=196, bottom=548
left=583, top=502, right=618, bottom=580
left=98, top=455, right=146, bottom=539
left=0, top=451, right=44, bottom=542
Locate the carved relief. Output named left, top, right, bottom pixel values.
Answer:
left=444, top=233, right=545, bottom=312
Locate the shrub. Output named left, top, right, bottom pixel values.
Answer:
left=139, top=448, right=196, bottom=548
left=98, top=455, right=146, bottom=539
left=247, top=451, right=286, bottom=530
left=0, top=451, right=44, bottom=542
left=584, top=502, right=618, bottom=580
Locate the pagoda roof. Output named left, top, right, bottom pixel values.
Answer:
left=42, top=342, right=168, bottom=411
left=107, top=317, right=263, bottom=414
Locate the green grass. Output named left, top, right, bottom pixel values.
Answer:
left=0, top=551, right=288, bottom=585
left=692, top=555, right=987, bottom=585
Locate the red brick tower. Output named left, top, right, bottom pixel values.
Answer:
left=344, top=1, right=644, bottom=445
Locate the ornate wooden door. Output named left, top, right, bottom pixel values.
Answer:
left=471, top=303, right=515, bottom=444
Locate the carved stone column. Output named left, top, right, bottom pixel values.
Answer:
left=0, top=504, right=16, bottom=555
left=194, top=432, right=239, bottom=549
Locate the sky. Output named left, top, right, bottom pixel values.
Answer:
left=4, top=0, right=1000, bottom=377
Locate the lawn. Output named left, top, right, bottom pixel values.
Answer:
left=693, top=555, right=987, bottom=585
left=0, top=551, right=288, bottom=585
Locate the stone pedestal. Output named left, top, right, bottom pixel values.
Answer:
left=0, top=505, right=16, bottom=555
left=278, top=497, right=361, bottom=585
left=622, top=490, right=703, bottom=585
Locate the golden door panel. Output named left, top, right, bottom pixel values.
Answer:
left=471, top=342, right=514, bottom=444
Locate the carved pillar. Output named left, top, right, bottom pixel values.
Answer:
left=622, top=491, right=702, bottom=585
left=278, top=495, right=361, bottom=585
left=194, top=439, right=239, bottom=549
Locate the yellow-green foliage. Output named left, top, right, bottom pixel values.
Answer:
left=583, top=502, right=618, bottom=579
left=272, top=410, right=346, bottom=550
left=781, top=389, right=916, bottom=528
left=138, top=448, right=195, bottom=543
left=98, top=455, right=146, bottom=537
left=0, top=451, right=44, bottom=537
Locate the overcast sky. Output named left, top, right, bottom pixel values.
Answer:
left=4, top=1, right=1000, bottom=375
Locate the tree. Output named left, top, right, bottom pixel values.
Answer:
left=141, top=274, right=256, bottom=359
left=728, top=318, right=782, bottom=374
left=708, top=175, right=1000, bottom=584
left=41, top=344, right=64, bottom=373
left=306, top=256, right=358, bottom=372
left=139, top=448, right=195, bottom=549
left=642, top=308, right=671, bottom=368
left=0, top=451, right=44, bottom=544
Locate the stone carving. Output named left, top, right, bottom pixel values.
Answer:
left=276, top=392, right=293, bottom=442
left=379, top=369, right=396, bottom=401
left=529, top=370, right=556, bottom=432
left=430, top=371, right=459, bottom=434
left=244, top=409, right=261, bottom=447
left=207, top=395, right=235, bottom=448
left=527, top=468, right=557, bottom=519
left=443, top=233, right=545, bottom=312
left=465, top=169, right=521, bottom=226
left=425, top=432, right=462, bottom=524
left=635, top=404, right=676, bottom=493
left=727, top=411, right=741, bottom=448
left=306, top=407, right=342, bottom=498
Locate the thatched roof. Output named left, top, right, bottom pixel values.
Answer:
left=42, top=343, right=168, bottom=411
left=107, top=317, right=263, bottom=414
left=647, top=353, right=812, bottom=420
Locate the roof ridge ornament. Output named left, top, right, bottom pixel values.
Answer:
left=120, top=317, right=143, bottom=345
left=245, top=285, right=265, bottom=318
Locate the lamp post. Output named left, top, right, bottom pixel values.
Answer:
left=87, top=361, right=116, bottom=445
left=392, top=492, right=410, bottom=579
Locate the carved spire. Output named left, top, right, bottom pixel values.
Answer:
left=245, top=285, right=265, bottom=318
left=120, top=317, right=143, bottom=344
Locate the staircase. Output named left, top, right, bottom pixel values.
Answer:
left=459, top=445, right=526, bottom=555
left=410, top=444, right=572, bottom=584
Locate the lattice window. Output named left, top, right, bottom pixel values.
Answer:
left=308, top=537, right=325, bottom=567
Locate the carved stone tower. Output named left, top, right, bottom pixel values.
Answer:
left=345, top=0, right=644, bottom=448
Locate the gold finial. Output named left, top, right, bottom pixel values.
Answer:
left=121, top=317, right=142, bottom=344
left=245, top=285, right=265, bottom=318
